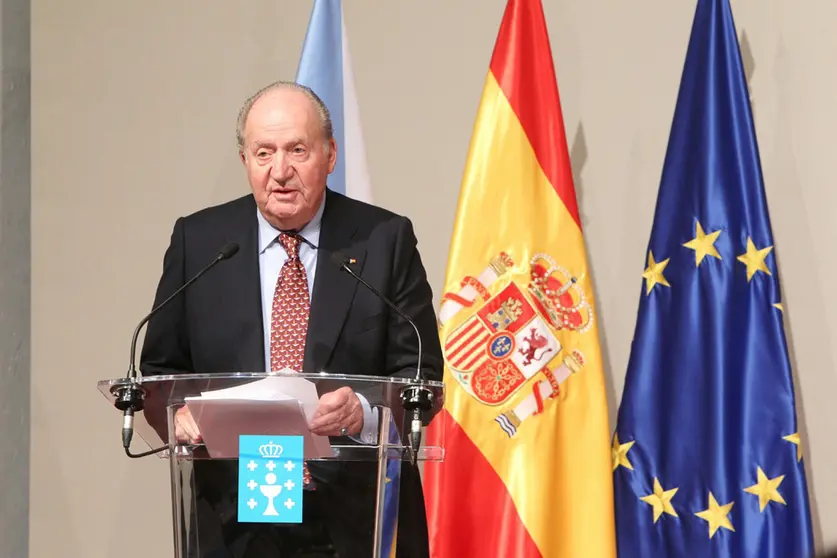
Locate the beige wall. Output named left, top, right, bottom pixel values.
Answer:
left=31, top=0, right=837, bottom=556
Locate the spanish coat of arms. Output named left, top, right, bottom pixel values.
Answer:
left=438, top=252, right=592, bottom=437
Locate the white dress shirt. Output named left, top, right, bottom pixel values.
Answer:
left=256, top=195, right=377, bottom=444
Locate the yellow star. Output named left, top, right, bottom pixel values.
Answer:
left=642, top=251, right=671, bottom=295
left=773, top=302, right=784, bottom=312
left=743, top=467, right=786, bottom=512
left=640, top=477, right=679, bottom=522
left=612, top=434, right=636, bottom=471
left=683, top=222, right=722, bottom=266
left=737, top=237, right=773, bottom=281
left=695, top=492, right=735, bottom=538
left=783, top=432, right=803, bottom=462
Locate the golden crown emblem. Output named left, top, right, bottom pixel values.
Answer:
left=527, top=253, right=594, bottom=334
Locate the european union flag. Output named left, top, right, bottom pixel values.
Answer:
left=612, top=1, right=815, bottom=556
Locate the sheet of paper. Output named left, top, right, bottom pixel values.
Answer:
left=185, top=398, right=334, bottom=459
left=196, top=372, right=302, bottom=401
left=194, top=374, right=320, bottom=422
left=182, top=373, right=333, bottom=459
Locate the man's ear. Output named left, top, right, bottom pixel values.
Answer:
left=239, top=150, right=246, bottom=165
left=327, top=138, right=337, bottom=173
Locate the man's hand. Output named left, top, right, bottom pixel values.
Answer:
left=309, top=387, right=363, bottom=437
left=174, top=406, right=202, bottom=444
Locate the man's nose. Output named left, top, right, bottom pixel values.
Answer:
left=270, top=154, right=295, bottom=182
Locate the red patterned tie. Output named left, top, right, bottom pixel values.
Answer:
left=269, top=233, right=309, bottom=373
left=269, top=232, right=314, bottom=486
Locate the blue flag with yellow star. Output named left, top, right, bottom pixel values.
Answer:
left=612, top=1, right=814, bottom=556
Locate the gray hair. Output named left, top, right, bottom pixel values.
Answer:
left=235, top=80, right=333, bottom=150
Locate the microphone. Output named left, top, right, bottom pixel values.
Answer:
left=330, top=251, right=434, bottom=466
left=113, top=241, right=240, bottom=458
left=329, top=251, right=422, bottom=382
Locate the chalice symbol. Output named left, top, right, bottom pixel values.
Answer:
left=260, top=473, right=283, bottom=516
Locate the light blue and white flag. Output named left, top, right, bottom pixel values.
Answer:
left=237, top=435, right=304, bottom=523
left=296, top=0, right=373, bottom=202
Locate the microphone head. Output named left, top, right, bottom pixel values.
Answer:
left=218, top=242, right=240, bottom=260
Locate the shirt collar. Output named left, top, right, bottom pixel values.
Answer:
left=256, top=192, right=326, bottom=255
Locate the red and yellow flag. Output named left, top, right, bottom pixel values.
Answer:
left=423, top=1, right=616, bottom=556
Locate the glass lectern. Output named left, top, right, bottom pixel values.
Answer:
left=97, top=372, right=445, bottom=558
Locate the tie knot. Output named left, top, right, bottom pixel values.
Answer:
left=278, top=232, right=301, bottom=259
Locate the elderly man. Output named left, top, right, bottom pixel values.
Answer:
left=140, top=81, right=443, bottom=558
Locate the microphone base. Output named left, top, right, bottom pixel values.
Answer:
left=112, top=381, right=146, bottom=413
left=400, top=385, right=434, bottom=466
left=400, top=385, right=433, bottom=414
left=112, top=381, right=147, bottom=456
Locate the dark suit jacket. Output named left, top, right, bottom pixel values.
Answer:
left=140, top=188, right=444, bottom=558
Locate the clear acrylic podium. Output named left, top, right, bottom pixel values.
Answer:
left=97, top=372, right=445, bottom=558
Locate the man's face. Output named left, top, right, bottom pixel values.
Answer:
left=239, top=89, right=337, bottom=231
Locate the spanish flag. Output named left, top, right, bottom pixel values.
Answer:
left=423, top=1, right=616, bottom=556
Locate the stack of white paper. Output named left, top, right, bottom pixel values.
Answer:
left=184, top=374, right=334, bottom=459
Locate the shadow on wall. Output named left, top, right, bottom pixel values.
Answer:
left=568, top=122, right=620, bottom=425
left=740, top=30, right=756, bottom=117
left=765, top=36, right=830, bottom=551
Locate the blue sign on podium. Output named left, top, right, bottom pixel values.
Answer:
left=237, top=435, right=304, bottom=523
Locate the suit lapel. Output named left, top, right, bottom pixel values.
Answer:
left=303, top=190, right=364, bottom=374
left=223, top=197, right=265, bottom=372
